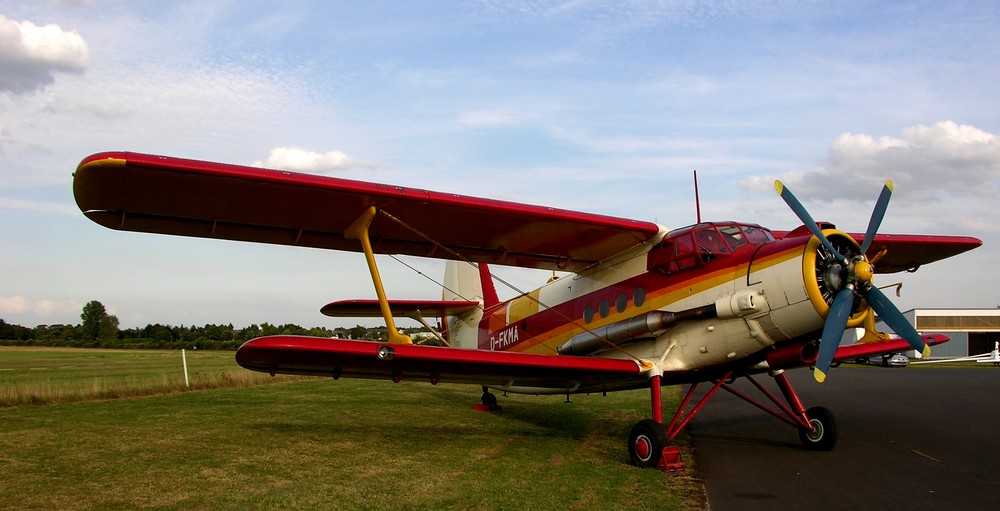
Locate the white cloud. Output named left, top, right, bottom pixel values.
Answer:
left=0, top=196, right=77, bottom=215
left=552, top=127, right=712, bottom=154
left=0, top=57, right=326, bottom=186
left=457, top=109, right=528, bottom=126
left=0, top=296, right=80, bottom=318
left=0, top=14, right=89, bottom=93
left=251, top=147, right=388, bottom=173
left=0, top=296, right=29, bottom=314
left=34, top=298, right=83, bottom=317
left=742, top=121, right=1000, bottom=203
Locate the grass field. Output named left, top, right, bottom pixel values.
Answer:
left=0, top=348, right=704, bottom=510
left=0, top=347, right=294, bottom=407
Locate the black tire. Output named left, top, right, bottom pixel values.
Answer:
left=628, top=419, right=669, bottom=468
left=798, top=406, right=837, bottom=451
left=481, top=390, right=498, bottom=410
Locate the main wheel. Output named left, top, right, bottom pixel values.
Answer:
left=628, top=419, right=668, bottom=468
left=798, top=406, right=837, bottom=451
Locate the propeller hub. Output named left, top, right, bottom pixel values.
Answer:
left=854, top=260, right=874, bottom=284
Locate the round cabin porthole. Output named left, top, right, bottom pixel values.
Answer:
left=634, top=288, right=646, bottom=307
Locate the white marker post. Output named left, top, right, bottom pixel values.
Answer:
left=182, top=349, right=190, bottom=388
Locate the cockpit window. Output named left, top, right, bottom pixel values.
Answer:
left=648, top=222, right=774, bottom=275
left=693, top=226, right=731, bottom=255
left=742, top=225, right=773, bottom=242
left=717, top=225, right=747, bottom=251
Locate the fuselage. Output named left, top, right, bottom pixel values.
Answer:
left=446, top=221, right=860, bottom=380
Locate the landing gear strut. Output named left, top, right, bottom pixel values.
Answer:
left=627, top=369, right=837, bottom=470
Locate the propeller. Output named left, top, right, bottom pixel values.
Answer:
left=774, top=180, right=930, bottom=382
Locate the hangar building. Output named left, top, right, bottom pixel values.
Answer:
left=885, top=308, right=1000, bottom=359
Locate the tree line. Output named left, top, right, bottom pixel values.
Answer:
left=0, top=300, right=419, bottom=350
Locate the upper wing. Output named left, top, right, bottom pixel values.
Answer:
left=774, top=229, right=981, bottom=273
left=321, top=299, right=481, bottom=318
left=849, top=233, right=982, bottom=273
left=73, top=152, right=662, bottom=272
left=235, top=335, right=644, bottom=390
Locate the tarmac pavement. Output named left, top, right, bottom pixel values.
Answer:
left=689, top=366, right=1000, bottom=510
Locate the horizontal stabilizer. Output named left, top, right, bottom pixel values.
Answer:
left=321, top=299, right=481, bottom=318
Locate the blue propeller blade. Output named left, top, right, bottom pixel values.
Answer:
left=814, top=288, right=855, bottom=383
left=861, top=181, right=893, bottom=254
left=774, top=181, right=846, bottom=263
left=864, top=285, right=930, bottom=357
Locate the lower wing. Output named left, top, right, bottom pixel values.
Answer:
left=833, top=333, right=949, bottom=362
left=236, top=336, right=645, bottom=392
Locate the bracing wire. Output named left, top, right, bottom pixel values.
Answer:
left=387, top=254, right=486, bottom=313
left=377, top=208, right=644, bottom=362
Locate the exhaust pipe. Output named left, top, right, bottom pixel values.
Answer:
left=558, top=305, right=716, bottom=356
left=764, top=342, right=819, bottom=369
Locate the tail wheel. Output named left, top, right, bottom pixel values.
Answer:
left=798, top=406, right=837, bottom=451
left=480, top=390, right=499, bottom=410
left=628, top=419, right=668, bottom=468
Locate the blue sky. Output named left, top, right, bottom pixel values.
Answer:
left=2, top=0, right=998, bottom=329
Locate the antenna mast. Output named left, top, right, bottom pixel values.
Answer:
left=693, top=170, right=701, bottom=224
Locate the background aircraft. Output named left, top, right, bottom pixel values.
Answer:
left=913, top=341, right=1000, bottom=366
left=74, top=151, right=981, bottom=470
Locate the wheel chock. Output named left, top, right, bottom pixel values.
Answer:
left=657, top=446, right=685, bottom=473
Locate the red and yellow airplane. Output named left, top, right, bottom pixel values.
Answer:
left=73, top=152, right=981, bottom=469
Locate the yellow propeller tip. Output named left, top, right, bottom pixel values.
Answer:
left=774, top=180, right=784, bottom=193
left=922, top=345, right=931, bottom=358
left=885, top=179, right=894, bottom=192
left=814, top=368, right=827, bottom=383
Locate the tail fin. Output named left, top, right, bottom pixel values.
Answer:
left=443, top=261, right=499, bottom=308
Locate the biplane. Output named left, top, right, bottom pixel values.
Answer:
left=73, top=151, right=981, bottom=469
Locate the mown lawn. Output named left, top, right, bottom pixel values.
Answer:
left=0, top=348, right=704, bottom=510
left=0, top=347, right=290, bottom=406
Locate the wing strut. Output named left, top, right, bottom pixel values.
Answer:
left=405, top=311, right=450, bottom=346
left=345, top=206, right=412, bottom=345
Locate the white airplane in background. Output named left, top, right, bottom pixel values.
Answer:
left=913, top=341, right=1000, bottom=366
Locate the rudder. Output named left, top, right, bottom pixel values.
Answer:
left=443, top=261, right=499, bottom=307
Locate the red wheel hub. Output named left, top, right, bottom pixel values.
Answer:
left=634, top=436, right=651, bottom=460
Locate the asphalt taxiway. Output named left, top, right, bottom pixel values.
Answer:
left=690, top=366, right=1000, bottom=510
